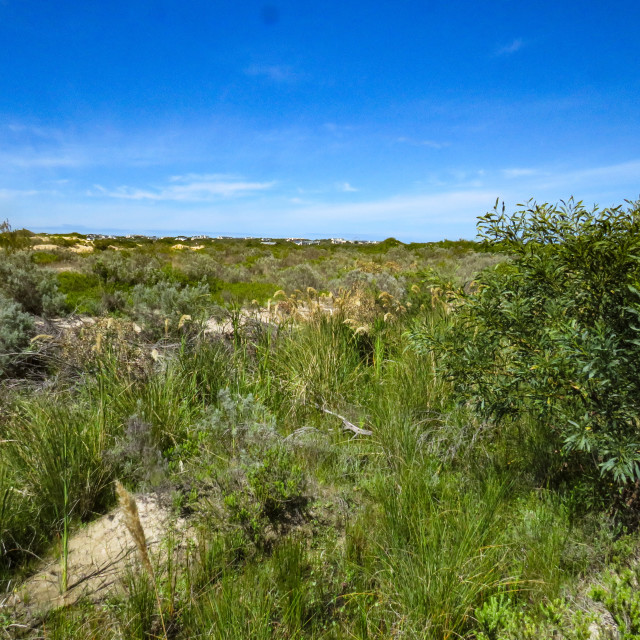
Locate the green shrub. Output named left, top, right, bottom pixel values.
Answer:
left=57, top=271, right=103, bottom=313
left=332, top=268, right=405, bottom=299
left=590, top=565, right=640, bottom=638
left=410, top=198, right=640, bottom=497
left=474, top=593, right=594, bottom=640
left=0, top=219, right=30, bottom=252
left=46, top=235, right=77, bottom=248
left=175, top=252, right=226, bottom=286
left=223, top=445, right=308, bottom=549
left=131, top=280, right=211, bottom=338
left=0, top=252, right=65, bottom=315
left=213, top=281, right=278, bottom=305
left=105, top=415, right=168, bottom=489
left=31, top=251, right=62, bottom=265
left=187, top=390, right=280, bottom=460
left=91, top=251, right=162, bottom=286
left=279, top=264, right=324, bottom=293
left=0, top=293, right=34, bottom=377
left=93, top=237, right=138, bottom=251
left=246, top=446, right=307, bottom=523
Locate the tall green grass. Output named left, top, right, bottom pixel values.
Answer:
left=0, top=298, right=631, bottom=638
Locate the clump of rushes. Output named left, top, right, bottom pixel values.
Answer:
left=115, top=480, right=167, bottom=640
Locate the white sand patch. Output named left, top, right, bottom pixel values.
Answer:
left=69, top=244, right=93, bottom=253
left=5, top=493, right=187, bottom=623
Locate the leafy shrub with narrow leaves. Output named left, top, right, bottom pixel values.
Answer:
left=410, top=198, right=640, bottom=496
left=246, top=446, right=307, bottom=523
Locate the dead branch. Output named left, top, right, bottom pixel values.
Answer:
left=318, top=406, right=372, bottom=436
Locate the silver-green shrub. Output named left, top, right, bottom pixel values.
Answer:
left=131, top=280, right=211, bottom=338
left=0, top=293, right=34, bottom=376
left=0, top=252, right=65, bottom=316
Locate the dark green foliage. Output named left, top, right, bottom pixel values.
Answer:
left=116, top=569, right=158, bottom=639
left=246, top=446, right=307, bottom=523
left=31, top=250, right=62, bottom=264
left=426, top=238, right=505, bottom=254
left=1, top=398, right=116, bottom=570
left=57, top=271, right=104, bottom=313
left=177, top=338, right=231, bottom=404
left=213, top=280, right=278, bottom=304
left=411, top=198, right=640, bottom=495
left=93, top=237, right=139, bottom=251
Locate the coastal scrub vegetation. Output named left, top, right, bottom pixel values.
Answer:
left=2, top=203, right=640, bottom=638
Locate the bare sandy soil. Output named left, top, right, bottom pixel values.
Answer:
left=4, top=493, right=186, bottom=628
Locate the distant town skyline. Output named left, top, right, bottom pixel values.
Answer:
left=1, top=1, right=640, bottom=242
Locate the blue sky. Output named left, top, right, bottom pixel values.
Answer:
left=1, top=1, right=639, bottom=241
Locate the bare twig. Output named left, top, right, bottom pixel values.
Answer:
left=317, top=405, right=372, bottom=436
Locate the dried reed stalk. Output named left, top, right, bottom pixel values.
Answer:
left=115, top=480, right=167, bottom=640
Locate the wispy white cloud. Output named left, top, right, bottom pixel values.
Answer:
left=0, top=188, right=42, bottom=198
left=323, top=122, right=354, bottom=135
left=248, top=189, right=499, bottom=240
left=6, top=122, right=65, bottom=140
left=337, top=182, right=358, bottom=192
left=244, top=64, right=298, bottom=82
left=502, top=168, right=539, bottom=178
left=523, top=159, right=640, bottom=193
left=91, top=175, right=276, bottom=202
left=168, top=173, right=240, bottom=183
left=495, top=38, right=524, bottom=56
left=0, top=151, right=83, bottom=169
left=396, top=137, right=449, bottom=149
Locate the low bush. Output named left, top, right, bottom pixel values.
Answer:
left=0, top=293, right=34, bottom=377
left=0, top=252, right=65, bottom=316
left=91, top=251, right=162, bottom=287
left=245, top=446, right=307, bottom=524
left=331, top=268, right=405, bottom=300
left=0, top=219, right=31, bottom=252
left=279, top=264, right=324, bottom=293
left=57, top=271, right=103, bottom=313
left=131, top=280, right=211, bottom=338
left=31, top=250, right=63, bottom=265
left=213, top=281, right=278, bottom=305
